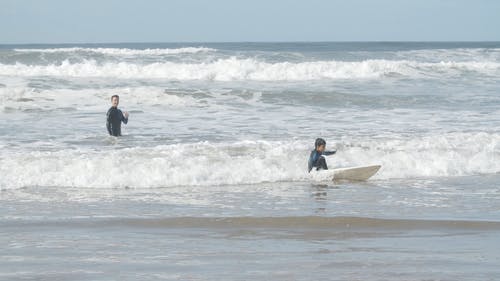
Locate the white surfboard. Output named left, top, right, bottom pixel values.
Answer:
left=332, top=165, right=381, bottom=181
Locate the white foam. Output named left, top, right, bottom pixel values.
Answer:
left=332, top=132, right=500, bottom=179
left=0, top=141, right=308, bottom=189
left=1, top=58, right=498, bottom=81
left=1, top=133, right=499, bottom=189
left=13, top=47, right=216, bottom=56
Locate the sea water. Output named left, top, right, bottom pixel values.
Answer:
left=1, top=42, right=500, bottom=280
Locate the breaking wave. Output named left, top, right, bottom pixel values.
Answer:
left=1, top=58, right=499, bottom=81
left=13, top=47, right=216, bottom=56
left=1, top=133, right=499, bottom=189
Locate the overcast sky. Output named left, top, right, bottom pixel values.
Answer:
left=1, top=0, right=498, bottom=44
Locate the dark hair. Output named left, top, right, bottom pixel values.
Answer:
left=315, top=138, right=326, bottom=148
left=111, top=95, right=120, bottom=101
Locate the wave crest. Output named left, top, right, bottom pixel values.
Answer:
left=1, top=58, right=499, bottom=81
left=13, top=47, right=216, bottom=56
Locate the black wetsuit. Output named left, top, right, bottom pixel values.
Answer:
left=106, top=107, right=128, bottom=136
left=308, top=149, right=336, bottom=172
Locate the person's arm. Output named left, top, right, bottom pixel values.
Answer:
left=106, top=108, right=113, bottom=135
left=308, top=151, right=314, bottom=173
left=121, top=110, right=129, bottom=124
left=322, top=150, right=336, bottom=156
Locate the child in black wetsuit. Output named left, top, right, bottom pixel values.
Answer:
left=308, top=138, right=336, bottom=172
left=106, top=95, right=129, bottom=136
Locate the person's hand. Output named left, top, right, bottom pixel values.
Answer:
left=123, top=111, right=129, bottom=118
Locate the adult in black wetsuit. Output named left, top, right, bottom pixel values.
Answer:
left=308, top=138, right=336, bottom=172
left=106, top=95, right=129, bottom=136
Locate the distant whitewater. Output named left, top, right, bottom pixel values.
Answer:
left=1, top=58, right=499, bottom=81
left=13, top=46, right=216, bottom=55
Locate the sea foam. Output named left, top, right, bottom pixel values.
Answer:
left=13, top=47, right=216, bottom=56
left=1, top=133, right=499, bottom=189
left=1, top=58, right=498, bottom=81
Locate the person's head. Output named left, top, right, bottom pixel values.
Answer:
left=111, top=95, right=119, bottom=107
left=314, top=138, right=326, bottom=152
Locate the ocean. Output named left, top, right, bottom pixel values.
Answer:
left=1, top=42, right=499, bottom=280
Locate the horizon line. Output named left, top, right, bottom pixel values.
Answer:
left=1, top=40, right=500, bottom=46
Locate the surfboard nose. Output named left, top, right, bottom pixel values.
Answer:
left=333, top=165, right=381, bottom=181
